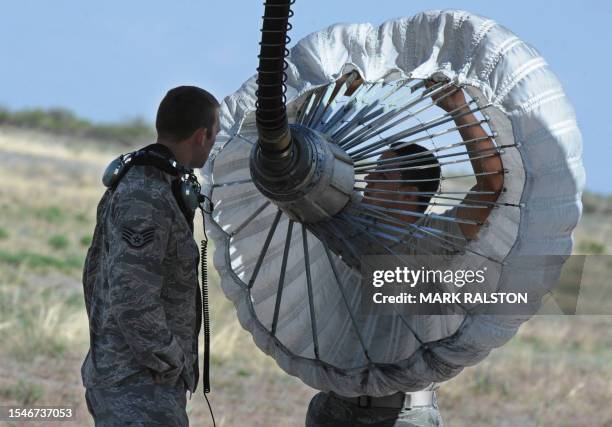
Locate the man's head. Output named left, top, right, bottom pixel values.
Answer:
left=364, top=144, right=441, bottom=222
left=156, top=86, right=220, bottom=169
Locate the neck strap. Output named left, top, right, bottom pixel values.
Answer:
left=129, top=143, right=191, bottom=177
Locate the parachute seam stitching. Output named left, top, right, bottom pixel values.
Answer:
left=479, top=36, right=521, bottom=82
left=462, top=19, right=497, bottom=76
left=452, top=11, right=470, bottom=32
left=493, top=58, right=548, bottom=105
left=511, top=89, right=566, bottom=115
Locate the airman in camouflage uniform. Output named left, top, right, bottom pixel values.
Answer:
left=81, top=86, right=220, bottom=426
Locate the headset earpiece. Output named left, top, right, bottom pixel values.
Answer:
left=179, top=175, right=202, bottom=212
left=102, top=155, right=128, bottom=189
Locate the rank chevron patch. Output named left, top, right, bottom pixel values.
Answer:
left=121, top=226, right=156, bottom=249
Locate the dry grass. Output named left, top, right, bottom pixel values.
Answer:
left=0, top=126, right=610, bottom=426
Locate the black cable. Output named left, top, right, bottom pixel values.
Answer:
left=199, top=202, right=215, bottom=426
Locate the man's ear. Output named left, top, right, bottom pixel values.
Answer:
left=194, top=127, right=208, bottom=146
left=397, top=185, right=419, bottom=202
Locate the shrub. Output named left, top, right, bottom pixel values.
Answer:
left=80, top=235, right=93, bottom=247
left=577, top=240, right=606, bottom=255
left=0, top=105, right=155, bottom=146
left=0, top=380, right=43, bottom=405
left=48, top=235, right=69, bottom=250
left=34, top=206, right=64, bottom=223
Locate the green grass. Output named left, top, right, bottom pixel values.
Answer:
left=237, top=368, right=251, bottom=378
left=75, top=212, right=89, bottom=223
left=80, top=234, right=93, bottom=247
left=0, top=380, right=44, bottom=405
left=577, top=239, right=606, bottom=254
left=0, top=227, right=8, bottom=240
left=48, top=234, right=69, bottom=250
left=0, top=280, right=80, bottom=363
left=65, top=292, right=85, bottom=308
left=0, top=249, right=83, bottom=271
left=33, top=206, right=65, bottom=223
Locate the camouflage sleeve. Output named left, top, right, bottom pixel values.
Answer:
left=107, top=186, right=186, bottom=383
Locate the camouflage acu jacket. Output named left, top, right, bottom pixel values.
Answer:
left=81, top=160, right=201, bottom=393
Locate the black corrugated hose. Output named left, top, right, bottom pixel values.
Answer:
left=256, top=0, right=295, bottom=155
left=199, top=199, right=215, bottom=426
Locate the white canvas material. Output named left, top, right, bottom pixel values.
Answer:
left=201, top=9, right=584, bottom=397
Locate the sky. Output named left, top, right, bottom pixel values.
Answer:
left=1, top=1, right=610, bottom=193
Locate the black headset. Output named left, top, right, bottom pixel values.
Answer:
left=102, top=143, right=213, bottom=226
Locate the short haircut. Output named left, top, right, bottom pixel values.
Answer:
left=391, top=143, right=441, bottom=212
left=156, top=86, right=220, bottom=142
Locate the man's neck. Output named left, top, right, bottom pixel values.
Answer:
left=157, top=139, right=192, bottom=168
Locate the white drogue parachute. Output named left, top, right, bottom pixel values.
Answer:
left=201, top=10, right=585, bottom=396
